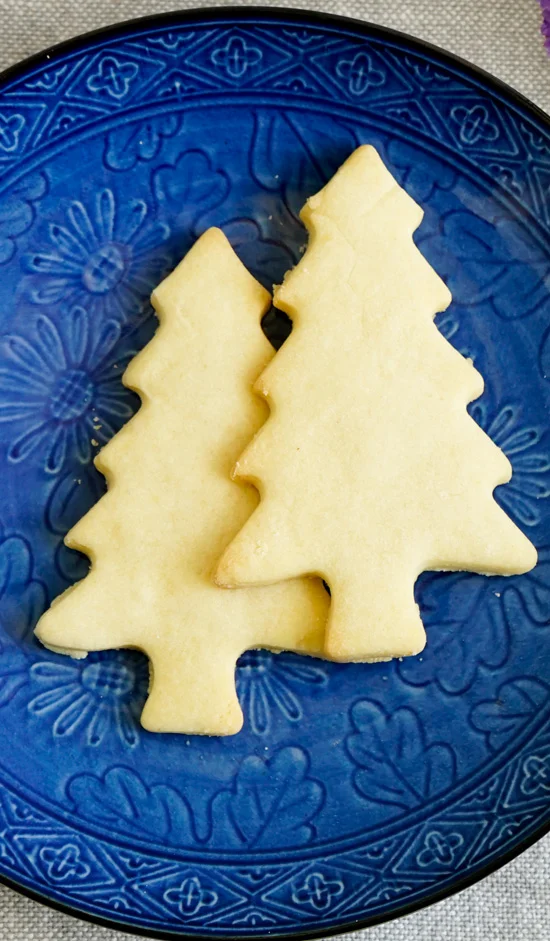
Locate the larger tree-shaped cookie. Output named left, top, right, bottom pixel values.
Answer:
left=216, top=146, right=537, bottom=662
left=35, top=229, right=329, bottom=735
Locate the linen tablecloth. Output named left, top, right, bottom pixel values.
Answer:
left=0, top=1, right=549, bottom=939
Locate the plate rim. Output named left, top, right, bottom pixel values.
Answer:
left=1, top=4, right=549, bottom=939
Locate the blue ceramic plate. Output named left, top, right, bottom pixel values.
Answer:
left=0, top=7, right=550, bottom=938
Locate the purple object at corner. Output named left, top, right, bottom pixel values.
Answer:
left=540, top=0, right=550, bottom=49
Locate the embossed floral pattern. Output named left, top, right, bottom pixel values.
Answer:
left=23, top=64, right=69, bottom=93
left=25, top=188, right=169, bottom=322
left=0, top=524, right=47, bottom=645
left=87, top=56, right=138, bottom=100
left=405, top=572, right=503, bottom=695
left=472, top=403, right=550, bottom=527
left=0, top=14, right=550, bottom=937
left=335, top=52, right=385, bottom=96
left=0, top=306, right=136, bottom=473
left=386, top=139, right=456, bottom=202
left=416, top=830, right=463, bottom=867
left=505, top=545, right=550, bottom=625
left=450, top=105, right=499, bottom=146
left=45, top=465, right=107, bottom=583
left=148, top=31, right=198, bottom=53
left=521, top=753, right=550, bottom=795
left=39, top=843, right=91, bottom=882
left=211, top=36, right=262, bottom=80
left=236, top=650, right=327, bottom=734
left=0, top=113, right=25, bottom=154
left=403, top=55, right=451, bottom=84
left=164, top=876, right=218, bottom=916
left=28, top=650, right=148, bottom=747
left=292, top=872, right=344, bottom=910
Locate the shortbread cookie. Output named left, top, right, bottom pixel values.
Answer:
left=216, top=146, right=537, bottom=662
left=35, top=229, right=329, bottom=735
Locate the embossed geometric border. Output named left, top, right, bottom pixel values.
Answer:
left=1, top=6, right=550, bottom=940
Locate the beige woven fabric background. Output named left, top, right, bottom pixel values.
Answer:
left=0, top=0, right=549, bottom=939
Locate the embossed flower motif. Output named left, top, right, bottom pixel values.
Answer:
left=164, top=876, right=218, bottom=917
left=211, top=36, right=262, bottom=80
left=0, top=306, right=135, bottom=474
left=0, top=113, right=25, bottom=154
left=281, top=28, right=328, bottom=47
left=236, top=650, right=327, bottom=735
left=416, top=829, right=463, bottom=867
left=68, top=746, right=321, bottom=850
left=450, top=104, right=499, bottom=146
left=520, top=754, right=550, bottom=796
left=471, top=402, right=550, bottom=527
left=28, top=650, right=148, bottom=747
left=292, top=872, right=344, bottom=910
left=39, top=843, right=90, bottom=882
left=25, top=188, right=169, bottom=322
left=335, top=52, right=385, bottom=96
left=86, top=56, right=138, bottom=100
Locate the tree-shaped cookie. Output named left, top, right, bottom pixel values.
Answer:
left=35, top=229, right=329, bottom=735
left=216, top=146, right=537, bottom=662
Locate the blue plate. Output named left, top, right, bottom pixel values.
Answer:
left=0, top=7, right=550, bottom=938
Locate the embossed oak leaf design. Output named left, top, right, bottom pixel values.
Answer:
left=347, top=700, right=457, bottom=813
left=66, top=746, right=323, bottom=850
left=418, top=210, right=550, bottom=320
left=399, top=571, right=510, bottom=695
left=210, top=746, right=324, bottom=849
left=67, top=765, right=196, bottom=845
left=470, top=677, right=550, bottom=752
left=399, top=546, right=550, bottom=695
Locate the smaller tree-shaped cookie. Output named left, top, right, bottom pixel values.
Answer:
left=36, top=229, right=329, bottom=735
left=216, top=146, right=537, bottom=662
